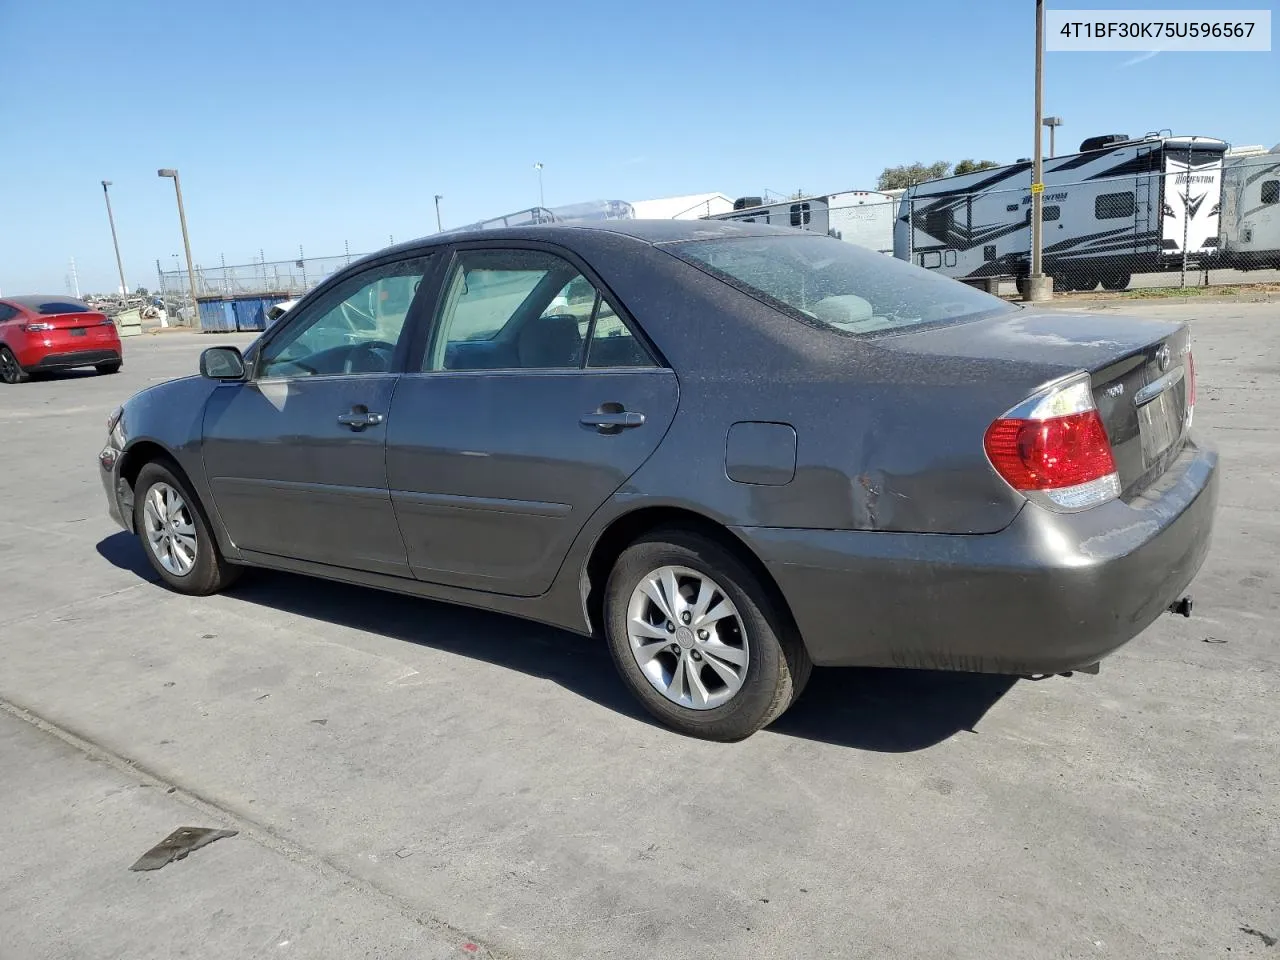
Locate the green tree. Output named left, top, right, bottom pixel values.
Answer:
left=953, top=159, right=1000, bottom=176
left=877, top=161, right=952, bottom=190
left=134, top=285, right=149, bottom=296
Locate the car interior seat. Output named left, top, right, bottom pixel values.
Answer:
left=519, top=314, right=583, bottom=368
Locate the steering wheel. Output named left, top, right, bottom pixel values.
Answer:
left=342, top=340, right=396, bottom=374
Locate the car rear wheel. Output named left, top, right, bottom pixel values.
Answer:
left=603, top=530, right=811, bottom=741
left=0, top=347, right=29, bottom=384
left=133, top=461, right=240, bottom=595
left=96, top=361, right=122, bottom=375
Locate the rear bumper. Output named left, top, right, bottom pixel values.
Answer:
left=733, top=440, right=1219, bottom=674
left=28, top=348, right=121, bottom=370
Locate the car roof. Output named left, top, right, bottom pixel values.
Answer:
left=3, top=295, right=91, bottom=311
left=381, top=218, right=800, bottom=257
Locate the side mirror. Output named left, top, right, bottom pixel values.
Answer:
left=199, top=346, right=246, bottom=380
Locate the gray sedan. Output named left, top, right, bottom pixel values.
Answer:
left=98, top=221, right=1217, bottom=740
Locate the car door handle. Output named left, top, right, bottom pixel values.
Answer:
left=580, top=410, right=645, bottom=432
left=337, top=409, right=385, bottom=431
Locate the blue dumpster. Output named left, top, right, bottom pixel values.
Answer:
left=231, top=294, right=291, bottom=332
left=197, top=299, right=236, bottom=332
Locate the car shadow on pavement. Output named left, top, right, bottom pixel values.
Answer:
left=97, top=532, right=1016, bottom=752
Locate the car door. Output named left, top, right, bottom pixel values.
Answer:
left=385, top=244, right=679, bottom=597
left=201, top=255, right=435, bottom=576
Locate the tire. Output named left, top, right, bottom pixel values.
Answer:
left=0, top=346, right=29, bottom=384
left=96, top=361, right=122, bottom=375
left=603, top=529, right=812, bottom=741
left=133, top=461, right=241, bottom=595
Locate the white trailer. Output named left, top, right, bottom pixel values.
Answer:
left=893, top=134, right=1228, bottom=290
left=705, top=190, right=897, bottom=255
left=1220, top=144, right=1280, bottom=271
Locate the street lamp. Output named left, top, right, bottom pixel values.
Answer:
left=100, top=181, right=128, bottom=298
left=1043, top=116, right=1064, bottom=159
left=534, top=162, right=544, bottom=208
left=1024, top=0, right=1052, bottom=302
left=434, top=194, right=443, bottom=232
left=157, top=168, right=200, bottom=325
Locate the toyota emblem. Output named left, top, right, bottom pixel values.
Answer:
left=1156, top=344, right=1171, bottom=372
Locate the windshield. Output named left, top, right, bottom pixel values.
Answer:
left=667, top=234, right=1015, bottom=335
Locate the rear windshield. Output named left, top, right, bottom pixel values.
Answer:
left=35, top=300, right=90, bottom=315
left=666, top=235, right=1014, bottom=335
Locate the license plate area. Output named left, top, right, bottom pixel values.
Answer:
left=70, top=328, right=87, bottom=337
left=1138, top=388, right=1179, bottom=463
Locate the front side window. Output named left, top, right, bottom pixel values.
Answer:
left=427, top=249, right=651, bottom=371
left=671, top=234, right=1013, bottom=335
left=1096, top=192, right=1135, bottom=219
left=257, top=257, right=429, bottom=378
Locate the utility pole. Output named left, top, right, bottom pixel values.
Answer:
left=101, top=181, right=128, bottom=297
left=69, top=257, right=81, bottom=298
left=434, top=194, right=444, bottom=232
left=1043, top=116, right=1063, bottom=159
left=157, top=169, right=201, bottom=324
left=534, top=162, right=544, bottom=208
left=1024, top=0, right=1052, bottom=302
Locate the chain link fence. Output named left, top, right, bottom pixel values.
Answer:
left=155, top=251, right=372, bottom=321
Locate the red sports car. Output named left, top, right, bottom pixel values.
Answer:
left=0, top=295, right=122, bottom=384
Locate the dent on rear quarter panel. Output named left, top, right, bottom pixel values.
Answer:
left=584, top=236, right=1033, bottom=534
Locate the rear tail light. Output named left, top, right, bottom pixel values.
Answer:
left=984, top=376, right=1120, bottom=513
left=23, top=321, right=55, bottom=332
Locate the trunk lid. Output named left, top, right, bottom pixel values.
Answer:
left=875, top=309, right=1193, bottom=498
left=37, top=310, right=110, bottom=331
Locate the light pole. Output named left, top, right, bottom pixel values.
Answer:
left=1024, top=0, right=1052, bottom=302
left=434, top=194, right=443, bottom=232
left=534, top=162, right=544, bottom=208
left=1043, top=116, right=1064, bottom=159
left=101, top=181, right=128, bottom=298
left=157, top=168, right=200, bottom=325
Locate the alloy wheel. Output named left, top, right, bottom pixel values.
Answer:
left=0, top=349, right=19, bottom=384
left=626, top=565, right=749, bottom=710
left=142, top=482, right=198, bottom=577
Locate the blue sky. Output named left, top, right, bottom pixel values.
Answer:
left=1, top=0, right=1275, bottom=293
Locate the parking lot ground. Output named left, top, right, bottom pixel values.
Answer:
left=0, top=309, right=1277, bottom=960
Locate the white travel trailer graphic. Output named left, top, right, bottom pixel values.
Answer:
left=1220, top=144, right=1280, bottom=271
left=893, top=134, right=1228, bottom=290
left=705, top=191, right=898, bottom=255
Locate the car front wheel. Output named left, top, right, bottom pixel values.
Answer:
left=604, top=530, right=811, bottom=740
left=133, top=461, right=240, bottom=595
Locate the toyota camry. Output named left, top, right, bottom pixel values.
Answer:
left=98, top=221, right=1217, bottom=740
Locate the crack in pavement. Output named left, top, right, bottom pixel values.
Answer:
left=0, top=696, right=506, bottom=960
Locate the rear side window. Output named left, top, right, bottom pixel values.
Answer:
left=1095, top=192, right=1135, bottom=219
left=669, top=234, right=1014, bottom=336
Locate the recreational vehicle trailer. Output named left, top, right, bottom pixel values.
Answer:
left=893, top=134, right=1228, bottom=291
left=1220, top=144, right=1280, bottom=271
left=705, top=191, right=897, bottom=255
